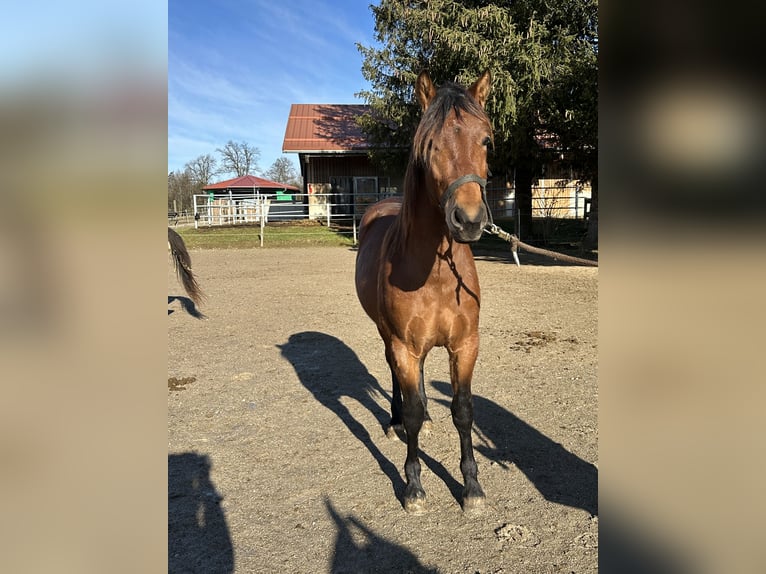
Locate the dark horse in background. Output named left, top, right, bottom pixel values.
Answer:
left=168, top=227, right=204, bottom=307
left=355, top=71, right=493, bottom=514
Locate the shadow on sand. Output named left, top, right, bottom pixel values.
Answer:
left=325, top=497, right=439, bottom=573
left=278, top=331, right=404, bottom=500
left=168, top=452, right=234, bottom=573
left=278, top=331, right=466, bottom=507
left=168, top=295, right=206, bottom=319
left=431, top=380, right=598, bottom=515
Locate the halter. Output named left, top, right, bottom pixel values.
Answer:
left=440, top=174, right=495, bottom=227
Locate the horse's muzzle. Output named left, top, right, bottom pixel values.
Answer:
left=447, top=204, right=488, bottom=243
left=442, top=174, right=492, bottom=243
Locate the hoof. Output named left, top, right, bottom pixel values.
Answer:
left=385, top=424, right=404, bottom=440
left=403, top=484, right=427, bottom=514
left=404, top=496, right=427, bottom=515
left=462, top=495, right=486, bottom=512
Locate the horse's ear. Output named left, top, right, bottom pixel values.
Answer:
left=469, top=71, right=492, bottom=109
left=416, top=71, right=437, bottom=111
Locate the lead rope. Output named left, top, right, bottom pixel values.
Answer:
left=483, top=223, right=598, bottom=267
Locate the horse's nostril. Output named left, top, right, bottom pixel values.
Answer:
left=451, top=208, right=464, bottom=228
left=453, top=206, right=485, bottom=228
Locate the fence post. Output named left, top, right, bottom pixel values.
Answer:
left=260, top=197, right=265, bottom=247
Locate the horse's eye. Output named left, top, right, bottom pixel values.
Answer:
left=482, top=136, right=492, bottom=147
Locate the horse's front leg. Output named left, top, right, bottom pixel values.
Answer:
left=384, top=344, right=404, bottom=437
left=390, top=340, right=427, bottom=513
left=418, top=357, right=433, bottom=434
left=449, top=343, right=485, bottom=511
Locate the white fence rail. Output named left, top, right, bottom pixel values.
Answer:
left=190, top=191, right=398, bottom=245
left=179, top=184, right=590, bottom=245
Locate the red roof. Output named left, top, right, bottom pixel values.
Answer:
left=203, top=174, right=300, bottom=192
left=282, top=104, right=370, bottom=153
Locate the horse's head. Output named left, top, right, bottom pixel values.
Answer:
left=414, top=71, right=493, bottom=243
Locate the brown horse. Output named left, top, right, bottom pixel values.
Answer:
left=355, top=71, right=493, bottom=513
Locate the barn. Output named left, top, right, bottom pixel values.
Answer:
left=283, top=104, right=591, bottom=227
left=281, top=104, right=402, bottom=221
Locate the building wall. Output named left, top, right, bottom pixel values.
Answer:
left=532, top=179, right=592, bottom=219
left=300, top=153, right=403, bottom=219
left=302, top=154, right=377, bottom=182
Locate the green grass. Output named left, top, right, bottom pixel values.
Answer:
left=173, top=222, right=355, bottom=249
left=172, top=218, right=591, bottom=252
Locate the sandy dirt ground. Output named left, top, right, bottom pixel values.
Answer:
left=168, top=245, right=598, bottom=573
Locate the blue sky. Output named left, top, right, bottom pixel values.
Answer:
left=2, top=2, right=166, bottom=89
left=169, top=0, right=378, bottom=177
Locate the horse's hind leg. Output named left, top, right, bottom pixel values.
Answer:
left=449, top=345, right=485, bottom=511
left=386, top=351, right=432, bottom=438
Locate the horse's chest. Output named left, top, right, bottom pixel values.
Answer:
left=382, top=265, right=479, bottom=350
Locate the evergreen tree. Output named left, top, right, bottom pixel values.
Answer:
left=357, top=0, right=597, bottom=243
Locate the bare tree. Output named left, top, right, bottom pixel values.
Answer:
left=168, top=170, right=196, bottom=212
left=216, top=140, right=260, bottom=177
left=265, top=156, right=302, bottom=188
left=184, top=153, right=218, bottom=186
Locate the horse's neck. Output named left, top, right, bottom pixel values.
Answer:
left=396, top=185, right=458, bottom=259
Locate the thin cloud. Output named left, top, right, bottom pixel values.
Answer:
left=169, top=58, right=261, bottom=108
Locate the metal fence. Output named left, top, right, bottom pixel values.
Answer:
left=167, top=210, right=195, bottom=226
left=175, top=184, right=591, bottom=245
left=486, top=183, right=591, bottom=220
left=189, top=191, right=398, bottom=245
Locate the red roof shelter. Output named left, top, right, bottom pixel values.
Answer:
left=195, top=174, right=304, bottom=229
left=203, top=174, right=300, bottom=193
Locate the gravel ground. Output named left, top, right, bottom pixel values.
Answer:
left=168, top=245, right=598, bottom=573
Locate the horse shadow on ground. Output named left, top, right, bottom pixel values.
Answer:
left=168, top=452, right=234, bottom=574
left=431, top=380, right=598, bottom=516
left=600, top=507, right=695, bottom=574
left=325, top=497, right=438, bottom=573
left=278, top=331, right=464, bottom=507
left=168, top=295, right=206, bottom=319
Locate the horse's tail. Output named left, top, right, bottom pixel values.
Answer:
left=168, top=228, right=204, bottom=305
